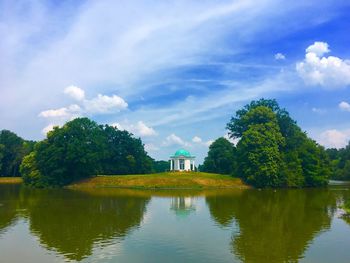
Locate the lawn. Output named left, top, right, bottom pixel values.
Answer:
left=69, top=172, right=249, bottom=189
left=0, top=177, right=23, bottom=184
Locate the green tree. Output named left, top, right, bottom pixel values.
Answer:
left=153, top=160, right=169, bottom=173
left=100, top=125, right=153, bottom=175
left=226, top=98, right=294, bottom=139
left=0, top=144, right=4, bottom=172
left=202, top=137, right=236, bottom=175
left=33, top=118, right=105, bottom=186
left=21, top=118, right=154, bottom=187
left=327, top=142, right=350, bottom=180
left=20, top=152, right=45, bottom=187
left=227, top=99, right=329, bottom=188
left=236, top=106, right=285, bottom=187
left=0, top=130, right=34, bottom=177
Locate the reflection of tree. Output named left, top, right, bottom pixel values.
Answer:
left=0, top=185, right=20, bottom=234
left=205, top=190, right=243, bottom=227
left=340, top=189, right=350, bottom=225
left=27, top=189, right=150, bottom=261
left=206, top=189, right=336, bottom=263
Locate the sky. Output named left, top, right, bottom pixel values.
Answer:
left=1, top=0, right=350, bottom=163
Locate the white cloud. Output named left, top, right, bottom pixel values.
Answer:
left=339, top=101, right=350, bottom=112
left=39, top=104, right=81, bottom=118
left=163, top=133, right=190, bottom=147
left=192, top=136, right=202, bottom=143
left=135, top=121, right=157, bottom=136
left=144, top=143, right=159, bottom=152
left=305, top=41, right=330, bottom=57
left=311, top=107, right=326, bottom=114
left=64, top=85, right=85, bottom=101
left=41, top=124, right=56, bottom=135
left=296, top=41, right=350, bottom=88
left=84, top=94, right=128, bottom=114
left=319, top=129, right=350, bottom=148
left=205, top=140, right=214, bottom=147
left=39, top=107, right=69, bottom=118
left=111, top=121, right=157, bottom=137
left=274, top=53, right=285, bottom=60
left=192, top=135, right=213, bottom=147
left=39, top=87, right=128, bottom=132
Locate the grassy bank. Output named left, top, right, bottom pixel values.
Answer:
left=0, top=177, right=23, bottom=184
left=69, top=172, right=249, bottom=189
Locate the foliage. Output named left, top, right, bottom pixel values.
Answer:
left=153, top=160, right=169, bottom=173
left=202, top=137, right=237, bottom=175
left=226, top=99, right=329, bottom=188
left=20, top=152, right=46, bottom=187
left=236, top=107, right=285, bottom=187
left=226, top=98, right=294, bottom=139
left=0, top=144, right=4, bottom=171
left=20, top=118, right=154, bottom=187
left=100, top=125, right=153, bottom=175
left=0, top=130, right=35, bottom=177
left=326, top=143, right=350, bottom=180
left=31, top=118, right=105, bottom=186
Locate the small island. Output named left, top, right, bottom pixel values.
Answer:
left=68, top=172, right=248, bottom=189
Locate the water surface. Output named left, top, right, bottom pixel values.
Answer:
left=0, top=184, right=350, bottom=262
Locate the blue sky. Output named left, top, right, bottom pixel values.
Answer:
left=1, top=0, right=350, bottom=163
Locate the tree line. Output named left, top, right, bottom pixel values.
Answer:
left=1, top=118, right=159, bottom=187
left=2, top=98, right=349, bottom=188
left=1, top=118, right=171, bottom=188
left=201, top=99, right=333, bottom=188
left=0, top=130, right=35, bottom=177
left=326, top=144, right=350, bottom=181
left=20, top=118, right=155, bottom=187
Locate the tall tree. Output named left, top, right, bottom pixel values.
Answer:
left=32, top=118, right=106, bottom=186
left=21, top=118, right=154, bottom=187
left=326, top=142, right=350, bottom=180
left=226, top=98, right=294, bottom=139
left=236, top=106, right=285, bottom=187
left=227, top=99, right=329, bottom=188
left=153, top=160, right=169, bottom=173
left=202, top=137, right=236, bottom=175
left=100, top=124, right=153, bottom=175
left=0, top=130, right=34, bottom=177
left=0, top=144, right=4, bottom=172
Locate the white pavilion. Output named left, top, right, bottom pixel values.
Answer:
left=169, top=149, right=195, bottom=171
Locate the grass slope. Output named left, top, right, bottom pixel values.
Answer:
left=69, top=172, right=248, bottom=189
left=0, top=177, right=23, bottom=184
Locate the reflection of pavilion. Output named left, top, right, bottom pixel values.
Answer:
left=170, top=197, right=196, bottom=217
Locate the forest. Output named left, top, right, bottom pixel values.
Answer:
left=201, top=99, right=337, bottom=188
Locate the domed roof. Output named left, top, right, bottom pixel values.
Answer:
left=174, top=149, right=191, bottom=157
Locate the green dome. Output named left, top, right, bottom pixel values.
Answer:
left=174, top=149, right=191, bottom=157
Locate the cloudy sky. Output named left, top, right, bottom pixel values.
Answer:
left=1, top=0, right=350, bottom=163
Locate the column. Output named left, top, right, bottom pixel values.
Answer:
left=170, top=159, right=172, bottom=171
left=193, top=160, right=195, bottom=171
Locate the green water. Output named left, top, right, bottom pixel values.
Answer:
left=1, top=184, right=350, bottom=263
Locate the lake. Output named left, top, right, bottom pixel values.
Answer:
left=1, top=183, right=350, bottom=263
